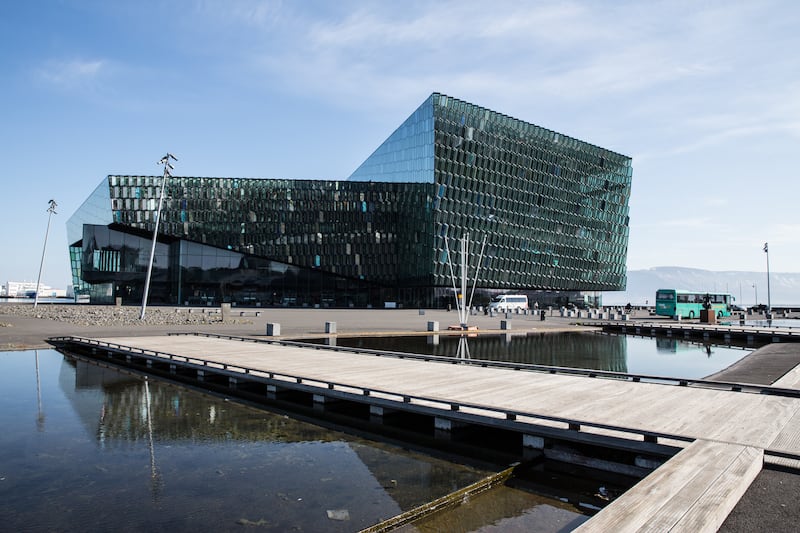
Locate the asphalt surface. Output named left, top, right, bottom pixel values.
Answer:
left=2, top=303, right=799, bottom=531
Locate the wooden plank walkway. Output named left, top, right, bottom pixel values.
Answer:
left=774, top=364, right=800, bottom=389
left=575, top=440, right=763, bottom=532
left=86, top=334, right=800, bottom=454
left=66, top=334, right=800, bottom=531
left=598, top=320, right=800, bottom=345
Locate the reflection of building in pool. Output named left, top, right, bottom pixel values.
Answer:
left=338, top=332, right=628, bottom=373
left=67, top=93, right=632, bottom=309
left=56, top=355, right=475, bottom=510
left=655, top=337, right=714, bottom=356
left=438, top=333, right=627, bottom=373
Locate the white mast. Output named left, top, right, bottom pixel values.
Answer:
left=444, top=232, right=488, bottom=329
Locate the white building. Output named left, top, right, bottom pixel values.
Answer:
left=1, top=281, right=66, bottom=298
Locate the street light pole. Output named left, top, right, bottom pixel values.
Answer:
left=140, top=154, right=177, bottom=320
left=764, top=242, right=771, bottom=316
left=33, top=200, right=57, bottom=309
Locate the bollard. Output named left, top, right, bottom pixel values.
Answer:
left=427, top=321, right=439, bottom=332
left=266, top=323, right=281, bottom=336
left=501, top=320, right=511, bottom=330
left=418, top=309, right=425, bottom=315
left=325, top=321, right=337, bottom=334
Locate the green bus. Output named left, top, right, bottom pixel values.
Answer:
left=655, top=289, right=734, bottom=319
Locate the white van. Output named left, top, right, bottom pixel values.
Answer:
left=488, top=294, right=529, bottom=312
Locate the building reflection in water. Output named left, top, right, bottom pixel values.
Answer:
left=54, top=353, right=505, bottom=518
left=656, top=337, right=715, bottom=358
left=337, top=332, right=628, bottom=373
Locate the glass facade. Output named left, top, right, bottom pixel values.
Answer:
left=348, top=95, right=435, bottom=183
left=67, top=93, right=632, bottom=307
left=427, top=93, right=631, bottom=292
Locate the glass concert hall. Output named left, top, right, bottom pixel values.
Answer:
left=67, top=93, right=633, bottom=308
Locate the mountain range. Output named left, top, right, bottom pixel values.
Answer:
left=604, top=267, right=800, bottom=306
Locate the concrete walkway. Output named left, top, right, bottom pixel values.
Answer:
left=0, top=304, right=591, bottom=350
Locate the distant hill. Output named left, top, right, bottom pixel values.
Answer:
left=603, top=267, right=800, bottom=307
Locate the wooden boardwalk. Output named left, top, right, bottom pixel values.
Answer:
left=575, top=440, right=763, bottom=532
left=599, top=320, right=800, bottom=344
left=55, top=334, right=800, bottom=532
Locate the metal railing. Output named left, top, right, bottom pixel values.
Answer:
left=160, top=331, right=800, bottom=398
left=48, top=334, right=800, bottom=462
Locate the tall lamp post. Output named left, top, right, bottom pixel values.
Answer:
left=140, top=154, right=177, bottom=320
left=33, top=199, right=58, bottom=309
left=764, top=242, right=771, bottom=316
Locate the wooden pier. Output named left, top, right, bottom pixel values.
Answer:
left=49, top=333, right=800, bottom=532
left=596, top=320, right=800, bottom=345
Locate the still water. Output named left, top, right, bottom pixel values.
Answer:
left=0, top=350, right=588, bottom=532
left=317, top=332, right=753, bottom=380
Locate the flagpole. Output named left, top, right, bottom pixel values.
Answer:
left=764, top=242, right=771, bottom=316
left=34, top=200, right=58, bottom=308
left=140, top=154, right=177, bottom=320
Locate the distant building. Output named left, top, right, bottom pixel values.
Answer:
left=1, top=281, right=66, bottom=298
left=67, top=93, right=632, bottom=308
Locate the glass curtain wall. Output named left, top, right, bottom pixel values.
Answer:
left=429, top=93, right=631, bottom=293
left=66, top=92, right=631, bottom=307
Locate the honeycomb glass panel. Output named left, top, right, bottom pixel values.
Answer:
left=68, top=93, right=630, bottom=307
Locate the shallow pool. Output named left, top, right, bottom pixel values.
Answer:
left=312, top=332, right=753, bottom=380
left=0, top=349, right=591, bottom=532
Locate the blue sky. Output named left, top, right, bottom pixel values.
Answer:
left=2, top=0, right=799, bottom=291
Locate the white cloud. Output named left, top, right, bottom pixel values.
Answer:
left=194, top=0, right=285, bottom=28
left=37, top=59, right=106, bottom=87
left=225, top=1, right=764, bottom=111
left=767, top=223, right=800, bottom=247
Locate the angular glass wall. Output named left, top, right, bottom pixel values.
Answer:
left=348, top=95, right=435, bottom=184
left=67, top=92, right=632, bottom=306
left=107, top=177, right=433, bottom=286
left=429, top=93, right=631, bottom=292
left=76, top=224, right=403, bottom=308
left=66, top=179, right=115, bottom=295
left=69, top=178, right=436, bottom=306
left=66, top=179, right=113, bottom=246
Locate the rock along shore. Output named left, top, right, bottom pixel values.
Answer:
left=0, top=303, right=249, bottom=327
